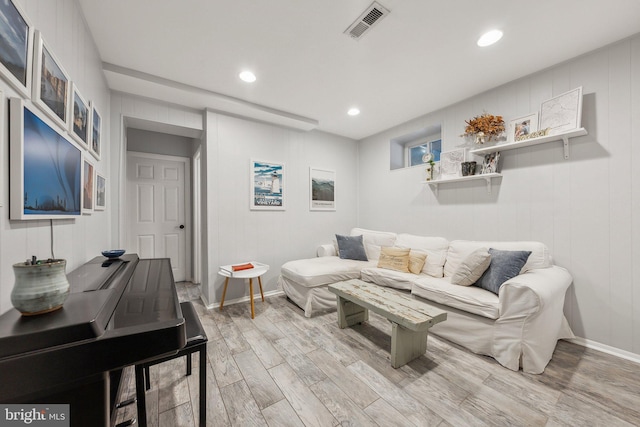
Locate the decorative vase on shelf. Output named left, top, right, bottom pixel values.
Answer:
left=11, top=259, right=70, bottom=316
left=475, top=132, right=486, bottom=144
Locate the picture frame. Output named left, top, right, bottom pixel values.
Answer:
left=32, top=31, right=70, bottom=129
left=0, top=88, right=3, bottom=207
left=0, top=0, right=33, bottom=98
left=9, top=97, right=82, bottom=220
left=508, top=113, right=538, bottom=142
left=481, top=152, right=501, bottom=174
left=309, top=167, right=335, bottom=211
left=89, top=102, right=101, bottom=160
left=69, top=83, right=90, bottom=147
left=94, top=172, right=106, bottom=211
left=539, top=86, right=583, bottom=136
left=82, top=157, right=94, bottom=214
left=250, top=159, right=285, bottom=210
left=439, top=148, right=467, bottom=178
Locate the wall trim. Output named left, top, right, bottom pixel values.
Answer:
left=567, top=337, right=640, bottom=365
left=202, top=289, right=285, bottom=311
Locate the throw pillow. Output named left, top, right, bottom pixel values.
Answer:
left=451, top=248, right=491, bottom=286
left=474, top=248, right=532, bottom=294
left=377, top=247, right=410, bottom=273
left=335, top=234, right=368, bottom=261
left=408, top=251, right=427, bottom=274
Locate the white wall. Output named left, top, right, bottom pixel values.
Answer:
left=127, top=128, right=194, bottom=158
left=202, top=112, right=359, bottom=305
left=358, top=34, right=640, bottom=356
left=0, top=0, right=110, bottom=315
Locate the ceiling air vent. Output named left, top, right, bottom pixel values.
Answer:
left=344, top=2, right=390, bottom=40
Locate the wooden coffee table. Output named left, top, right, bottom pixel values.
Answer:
left=328, top=279, right=447, bottom=368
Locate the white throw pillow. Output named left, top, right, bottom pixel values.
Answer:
left=451, top=248, right=491, bottom=286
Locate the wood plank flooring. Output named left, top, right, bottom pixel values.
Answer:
left=113, top=282, right=640, bottom=426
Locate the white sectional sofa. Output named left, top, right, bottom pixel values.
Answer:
left=278, top=228, right=574, bottom=374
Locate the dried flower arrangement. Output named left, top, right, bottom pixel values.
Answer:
left=463, top=113, right=505, bottom=143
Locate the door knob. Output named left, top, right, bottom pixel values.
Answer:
left=179, top=225, right=185, bottom=229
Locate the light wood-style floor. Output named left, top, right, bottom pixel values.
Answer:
left=113, top=282, right=640, bottom=427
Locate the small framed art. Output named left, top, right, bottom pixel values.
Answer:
left=90, top=103, right=101, bottom=159
left=539, top=87, right=583, bottom=136
left=69, top=83, right=90, bottom=147
left=32, top=31, right=70, bottom=129
left=508, top=113, right=538, bottom=142
left=95, top=172, right=106, bottom=211
left=0, top=0, right=33, bottom=98
left=310, top=167, right=335, bottom=211
left=82, top=157, right=94, bottom=214
left=250, top=159, right=285, bottom=210
left=439, top=148, right=466, bottom=178
left=481, top=152, right=501, bottom=174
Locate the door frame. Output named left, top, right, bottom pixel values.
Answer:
left=125, top=150, right=192, bottom=282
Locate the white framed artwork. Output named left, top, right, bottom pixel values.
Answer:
left=309, top=167, right=335, bottom=211
left=0, top=0, right=34, bottom=98
left=89, top=102, right=101, bottom=160
left=82, top=156, right=94, bottom=214
left=539, top=86, right=583, bottom=136
left=508, top=113, right=538, bottom=142
left=95, top=172, right=106, bottom=211
left=439, top=148, right=466, bottom=178
left=69, top=83, right=90, bottom=147
left=32, top=31, right=70, bottom=129
left=250, top=159, right=285, bottom=210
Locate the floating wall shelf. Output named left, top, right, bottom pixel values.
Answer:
left=468, top=127, right=587, bottom=159
left=423, top=173, right=502, bottom=195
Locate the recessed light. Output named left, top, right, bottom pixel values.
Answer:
left=239, top=71, right=256, bottom=83
left=347, top=107, right=360, bottom=116
left=477, top=30, right=503, bottom=47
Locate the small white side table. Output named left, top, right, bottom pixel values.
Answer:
left=218, top=262, right=269, bottom=319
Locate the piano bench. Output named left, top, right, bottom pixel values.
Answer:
left=134, top=301, right=208, bottom=427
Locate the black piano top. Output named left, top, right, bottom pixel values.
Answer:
left=0, top=254, right=186, bottom=402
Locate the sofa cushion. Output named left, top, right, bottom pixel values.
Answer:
left=444, top=240, right=551, bottom=278
left=361, top=267, right=419, bottom=291
left=451, top=247, right=491, bottom=286
left=411, top=276, right=499, bottom=319
left=336, top=234, right=368, bottom=261
left=474, top=249, right=531, bottom=295
left=350, top=228, right=397, bottom=261
left=377, top=247, right=410, bottom=272
left=408, top=251, right=427, bottom=274
left=281, top=257, right=375, bottom=288
left=395, top=234, right=449, bottom=277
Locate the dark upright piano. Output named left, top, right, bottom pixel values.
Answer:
left=0, top=254, right=186, bottom=426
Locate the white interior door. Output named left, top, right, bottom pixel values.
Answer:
left=126, top=152, right=188, bottom=281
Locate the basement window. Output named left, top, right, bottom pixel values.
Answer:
left=390, top=124, right=442, bottom=170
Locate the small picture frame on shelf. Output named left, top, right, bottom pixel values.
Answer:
left=481, top=152, right=501, bottom=174
left=508, top=113, right=538, bottom=142
left=539, top=87, right=583, bottom=136
left=439, top=148, right=466, bottom=178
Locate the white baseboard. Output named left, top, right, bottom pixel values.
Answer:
left=202, top=289, right=285, bottom=311
left=567, top=337, right=640, bottom=365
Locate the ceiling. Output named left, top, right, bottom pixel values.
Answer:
left=78, top=0, right=640, bottom=140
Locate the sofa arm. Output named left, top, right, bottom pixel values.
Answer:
left=495, top=266, right=573, bottom=373
left=317, top=244, right=337, bottom=257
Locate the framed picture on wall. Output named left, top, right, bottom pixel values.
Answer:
left=508, top=113, right=538, bottom=142
left=0, top=0, right=33, bottom=98
left=95, top=172, right=106, bottom=211
left=10, top=97, right=82, bottom=220
left=439, top=148, right=466, bottom=178
left=309, top=167, right=335, bottom=211
left=89, top=102, right=101, bottom=160
left=539, top=86, right=583, bottom=136
left=69, top=83, right=90, bottom=147
left=0, top=88, right=3, bottom=207
left=32, top=31, right=70, bottom=129
left=250, top=159, right=285, bottom=210
left=82, top=157, right=94, bottom=214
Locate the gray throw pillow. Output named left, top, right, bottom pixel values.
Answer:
left=336, top=234, right=368, bottom=261
left=474, top=248, right=531, bottom=294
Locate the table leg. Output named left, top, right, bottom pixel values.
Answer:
left=249, top=278, right=255, bottom=319
left=258, top=276, right=265, bottom=301
left=219, top=277, right=229, bottom=311
left=390, top=322, right=428, bottom=368
left=336, top=296, right=368, bottom=328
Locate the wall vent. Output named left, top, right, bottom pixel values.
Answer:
left=344, top=2, right=390, bottom=40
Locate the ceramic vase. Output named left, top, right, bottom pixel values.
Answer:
left=11, top=259, right=70, bottom=316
